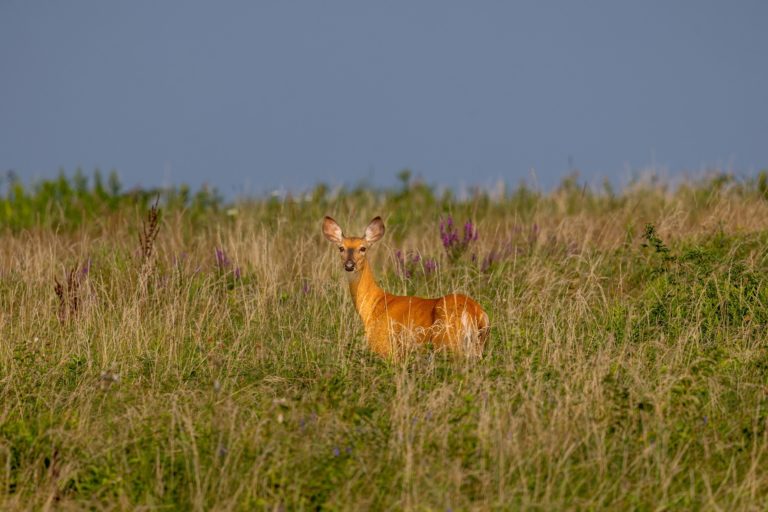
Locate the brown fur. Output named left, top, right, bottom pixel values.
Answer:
left=323, top=216, right=490, bottom=359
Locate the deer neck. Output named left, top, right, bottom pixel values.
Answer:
left=347, top=261, right=384, bottom=323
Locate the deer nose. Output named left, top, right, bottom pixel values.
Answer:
left=344, top=260, right=356, bottom=272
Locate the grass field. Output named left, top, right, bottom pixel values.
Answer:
left=1, top=171, right=768, bottom=510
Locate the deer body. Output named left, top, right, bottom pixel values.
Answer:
left=324, top=216, right=489, bottom=358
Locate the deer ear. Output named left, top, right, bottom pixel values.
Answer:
left=323, top=216, right=344, bottom=244
left=364, top=216, right=385, bottom=243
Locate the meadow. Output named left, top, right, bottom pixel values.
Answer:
left=1, top=169, right=768, bottom=510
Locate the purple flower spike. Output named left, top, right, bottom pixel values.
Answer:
left=481, top=250, right=498, bottom=272
left=440, top=216, right=478, bottom=261
left=215, top=247, right=231, bottom=269
left=395, top=249, right=438, bottom=278
left=463, top=221, right=474, bottom=243
left=81, top=258, right=91, bottom=277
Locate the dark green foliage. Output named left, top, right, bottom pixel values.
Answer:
left=758, top=170, right=768, bottom=201
left=625, top=226, right=768, bottom=345
left=0, top=169, right=222, bottom=232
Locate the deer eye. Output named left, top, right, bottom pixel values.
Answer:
left=359, top=247, right=366, bottom=253
left=338, top=246, right=344, bottom=252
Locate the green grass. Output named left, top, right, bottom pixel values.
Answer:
left=1, top=170, right=768, bottom=510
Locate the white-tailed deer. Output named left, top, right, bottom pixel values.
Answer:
left=323, top=216, right=489, bottom=359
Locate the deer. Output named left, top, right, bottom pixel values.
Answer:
left=323, top=216, right=489, bottom=359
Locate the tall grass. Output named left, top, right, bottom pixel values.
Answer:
left=1, top=170, right=768, bottom=510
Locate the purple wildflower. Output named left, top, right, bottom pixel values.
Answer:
left=395, top=250, right=436, bottom=279
left=440, top=216, right=460, bottom=249
left=440, top=216, right=479, bottom=261
left=214, top=247, right=230, bottom=269
left=463, top=221, right=478, bottom=243
left=395, top=250, right=409, bottom=277
left=481, top=250, right=497, bottom=272
left=81, top=258, right=91, bottom=277
left=234, top=266, right=242, bottom=280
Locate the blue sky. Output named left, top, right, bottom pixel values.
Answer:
left=1, top=1, right=766, bottom=196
